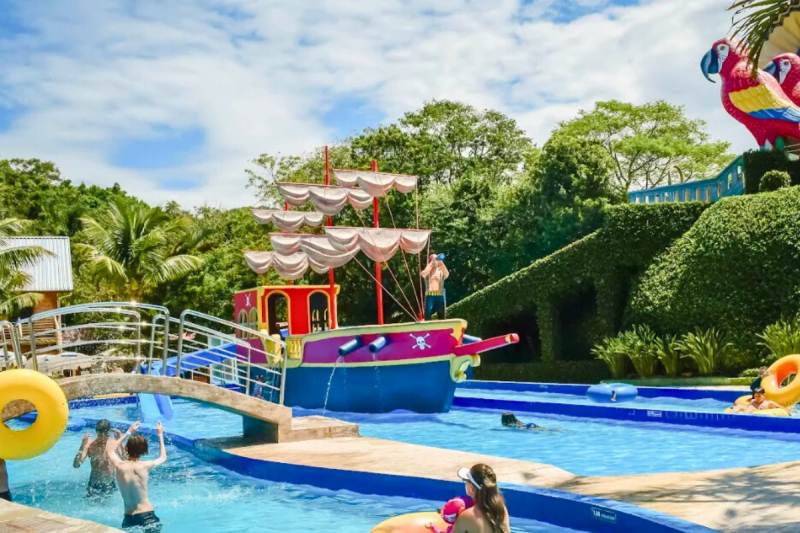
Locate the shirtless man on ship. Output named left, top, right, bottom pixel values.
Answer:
left=421, top=253, right=449, bottom=320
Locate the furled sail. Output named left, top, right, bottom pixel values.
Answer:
left=243, top=251, right=325, bottom=281
left=332, top=169, right=418, bottom=197
left=251, top=210, right=325, bottom=231
left=325, top=227, right=430, bottom=262
left=276, top=183, right=373, bottom=215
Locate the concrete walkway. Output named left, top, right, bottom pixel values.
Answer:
left=223, top=436, right=800, bottom=533
left=0, top=500, right=122, bottom=533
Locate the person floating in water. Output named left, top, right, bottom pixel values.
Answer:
left=74, top=419, right=127, bottom=498
left=501, top=412, right=541, bottom=430
left=421, top=253, right=449, bottom=320
left=0, top=458, right=10, bottom=502
left=108, top=421, right=166, bottom=532
left=731, top=388, right=787, bottom=414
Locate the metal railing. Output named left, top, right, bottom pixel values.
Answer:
left=0, top=302, right=287, bottom=405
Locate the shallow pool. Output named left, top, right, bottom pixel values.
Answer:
left=6, top=425, right=583, bottom=533
left=76, top=399, right=800, bottom=476
left=455, top=388, right=733, bottom=413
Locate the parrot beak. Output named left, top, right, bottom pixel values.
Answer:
left=701, top=49, right=719, bottom=83
left=765, top=61, right=778, bottom=78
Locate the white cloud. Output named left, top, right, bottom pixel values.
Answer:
left=0, top=0, right=745, bottom=208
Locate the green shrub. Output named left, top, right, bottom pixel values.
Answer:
left=626, top=187, right=800, bottom=366
left=592, top=336, right=628, bottom=378
left=655, top=334, right=681, bottom=378
left=759, top=170, right=791, bottom=192
left=474, top=360, right=610, bottom=384
left=451, top=203, right=708, bottom=362
left=739, top=367, right=761, bottom=378
left=758, top=319, right=800, bottom=363
left=677, top=328, right=734, bottom=375
left=743, top=149, right=800, bottom=195
left=622, top=325, right=659, bottom=378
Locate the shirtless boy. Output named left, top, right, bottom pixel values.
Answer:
left=107, top=421, right=167, bottom=532
left=421, top=254, right=449, bottom=320
left=732, top=388, right=786, bottom=414
left=74, top=419, right=127, bottom=497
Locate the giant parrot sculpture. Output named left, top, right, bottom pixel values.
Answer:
left=702, top=38, right=800, bottom=149
left=765, top=52, right=800, bottom=107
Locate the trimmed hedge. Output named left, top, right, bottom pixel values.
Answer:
left=626, top=186, right=800, bottom=372
left=450, top=203, right=708, bottom=362
left=474, top=360, right=610, bottom=384
left=743, top=149, right=800, bottom=195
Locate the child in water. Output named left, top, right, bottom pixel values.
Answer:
left=501, top=412, right=541, bottom=430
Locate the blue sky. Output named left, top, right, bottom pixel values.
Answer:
left=0, top=0, right=741, bottom=207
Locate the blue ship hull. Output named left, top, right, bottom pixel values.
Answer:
left=267, top=359, right=457, bottom=414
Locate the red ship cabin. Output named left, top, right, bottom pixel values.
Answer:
left=233, top=285, right=340, bottom=339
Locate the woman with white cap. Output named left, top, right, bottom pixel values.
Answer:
left=453, top=464, right=509, bottom=533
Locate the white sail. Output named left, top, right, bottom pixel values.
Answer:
left=325, top=227, right=430, bottom=262
left=332, top=169, right=418, bottom=197
left=251, top=210, right=325, bottom=231
left=276, top=183, right=373, bottom=215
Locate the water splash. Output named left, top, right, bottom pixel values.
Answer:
left=322, top=356, right=344, bottom=416
left=372, top=352, right=385, bottom=413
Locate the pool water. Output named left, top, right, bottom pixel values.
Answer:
left=77, top=399, right=800, bottom=476
left=6, top=425, right=583, bottom=533
left=455, top=388, right=734, bottom=413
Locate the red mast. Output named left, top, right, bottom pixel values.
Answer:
left=372, top=159, right=384, bottom=325
left=326, top=146, right=337, bottom=328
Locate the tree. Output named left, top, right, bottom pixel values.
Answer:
left=351, top=100, right=534, bottom=186
left=76, top=199, right=204, bottom=301
left=729, top=1, right=790, bottom=70
left=0, top=218, right=50, bottom=314
left=552, top=101, right=734, bottom=196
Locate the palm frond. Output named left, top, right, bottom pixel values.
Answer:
left=729, top=0, right=797, bottom=69
left=0, top=291, right=44, bottom=315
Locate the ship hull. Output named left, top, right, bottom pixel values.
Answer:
left=283, top=358, right=456, bottom=413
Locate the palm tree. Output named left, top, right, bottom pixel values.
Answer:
left=729, top=0, right=797, bottom=67
left=76, top=199, right=204, bottom=301
left=0, top=218, right=50, bottom=314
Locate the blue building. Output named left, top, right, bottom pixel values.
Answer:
left=627, top=156, right=744, bottom=204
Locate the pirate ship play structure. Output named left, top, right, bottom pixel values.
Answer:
left=236, top=148, right=518, bottom=413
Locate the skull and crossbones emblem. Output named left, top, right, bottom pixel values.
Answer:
left=245, top=294, right=252, bottom=307
left=410, top=333, right=431, bottom=350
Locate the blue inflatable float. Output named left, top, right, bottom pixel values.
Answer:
left=586, top=383, right=638, bottom=404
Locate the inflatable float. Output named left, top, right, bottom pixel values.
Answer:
left=0, top=369, right=69, bottom=460
left=371, top=512, right=447, bottom=533
left=725, top=354, right=800, bottom=416
left=586, top=383, right=638, bottom=404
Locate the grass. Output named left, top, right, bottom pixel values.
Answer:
left=601, top=377, right=751, bottom=387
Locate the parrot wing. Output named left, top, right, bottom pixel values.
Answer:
left=728, top=71, right=800, bottom=123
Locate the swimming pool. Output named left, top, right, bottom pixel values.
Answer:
left=455, top=388, right=733, bottom=413
left=76, top=399, right=800, bottom=476
left=6, top=424, right=585, bottom=533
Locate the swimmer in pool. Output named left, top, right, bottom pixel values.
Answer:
left=74, top=419, right=127, bottom=498
left=500, top=412, right=557, bottom=431
left=731, top=388, right=787, bottom=414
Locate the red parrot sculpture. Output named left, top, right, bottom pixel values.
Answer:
left=764, top=52, right=800, bottom=106
left=702, top=38, right=800, bottom=149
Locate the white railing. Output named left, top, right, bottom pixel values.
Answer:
left=1, top=302, right=287, bottom=405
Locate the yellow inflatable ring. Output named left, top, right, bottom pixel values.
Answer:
left=724, top=406, right=791, bottom=417
left=371, top=512, right=447, bottom=533
left=0, top=369, right=69, bottom=460
left=734, top=395, right=752, bottom=407
left=764, top=354, right=800, bottom=407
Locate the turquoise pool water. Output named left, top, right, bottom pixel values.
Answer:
left=77, top=399, right=800, bottom=476
left=6, top=423, right=582, bottom=533
left=455, top=388, right=735, bottom=413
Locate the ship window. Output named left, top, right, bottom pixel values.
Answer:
left=267, top=293, right=289, bottom=336
left=717, top=183, right=722, bottom=198
left=249, top=308, right=259, bottom=336
left=310, top=292, right=330, bottom=332
left=237, top=310, right=247, bottom=338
